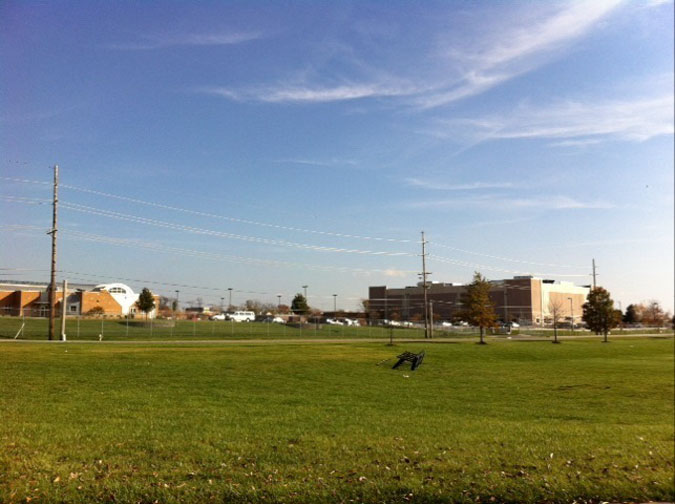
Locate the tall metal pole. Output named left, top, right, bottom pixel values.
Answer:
left=48, top=164, right=59, bottom=340
left=568, top=297, right=574, bottom=335
left=302, top=285, right=308, bottom=300
left=277, top=294, right=281, bottom=309
left=333, top=294, right=337, bottom=315
left=60, top=279, right=67, bottom=340
left=228, top=288, right=232, bottom=310
left=592, top=258, right=597, bottom=289
left=421, top=231, right=430, bottom=339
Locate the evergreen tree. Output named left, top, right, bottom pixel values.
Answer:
left=291, top=293, right=310, bottom=315
left=136, top=287, right=156, bottom=320
left=622, top=304, right=640, bottom=325
left=582, top=287, right=617, bottom=342
left=458, top=272, right=497, bottom=344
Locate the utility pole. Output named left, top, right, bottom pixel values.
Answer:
left=227, top=287, right=232, bottom=310
left=592, top=258, right=597, bottom=289
left=48, top=164, right=59, bottom=341
left=60, top=279, right=67, bottom=340
left=333, top=294, right=337, bottom=315
left=420, top=231, right=431, bottom=339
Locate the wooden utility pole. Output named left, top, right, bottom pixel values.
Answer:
left=48, top=165, right=59, bottom=341
left=420, top=231, right=431, bottom=339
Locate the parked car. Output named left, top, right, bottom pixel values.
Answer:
left=226, top=311, right=255, bottom=322
left=341, top=318, right=360, bottom=326
left=210, top=313, right=226, bottom=321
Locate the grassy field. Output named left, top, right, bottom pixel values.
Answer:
left=1, top=316, right=670, bottom=342
left=0, top=316, right=465, bottom=341
left=1, top=338, right=673, bottom=503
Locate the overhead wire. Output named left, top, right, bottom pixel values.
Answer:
left=57, top=228, right=418, bottom=275
left=429, top=241, right=584, bottom=269
left=2, top=176, right=590, bottom=282
left=59, top=201, right=415, bottom=257
left=428, top=254, right=588, bottom=278
left=0, top=175, right=412, bottom=243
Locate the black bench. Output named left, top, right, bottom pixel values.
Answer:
left=392, top=350, right=425, bottom=371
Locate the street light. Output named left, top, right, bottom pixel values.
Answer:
left=277, top=294, right=281, bottom=308
left=175, top=290, right=180, bottom=311
left=220, top=297, right=224, bottom=313
left=333, top=294, right=337, bottom=315
left=302, top=285, right=308, bottom=300
left=568, top=297, right=574, bottom=335
left=228, top=288, right=233, bottom=310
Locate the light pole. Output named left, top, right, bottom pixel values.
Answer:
left=175, top=290, right=180, bottom=313
left=220, top=297, right=224, bottom=313
left=568, top=297, right=574, bottom=335
left=333, top=294, right=337, bottom=315
left=277, top=294, right=281, bottom=309
left=302, top=285, right=308, bottom=300
left=228, top=288, right=233, bottom=311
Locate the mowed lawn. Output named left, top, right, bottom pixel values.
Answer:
left=0, top=316, right=433, bottom=340
left=0, top=339, right=672, bottom=503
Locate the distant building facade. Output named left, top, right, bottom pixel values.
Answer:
left=0, top=281, right=158, bottom=318
left=368, top=276, right=590, bottom=326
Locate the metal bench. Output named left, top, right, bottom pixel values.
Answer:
left=392, top=350, right=425, bottom=371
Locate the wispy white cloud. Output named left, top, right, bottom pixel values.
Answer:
left=198, top=2, right=623, bottom=107
left=383, top=268, right=407, bottom=278
left=409, top=194, right=614, bottom=210
left=416, top=0, right=625, bottom=108
left=274, top=157, right=358, bottom=168
left=548, top=139, right=603, bottom=148
left=432, top=93, right=674, bottom=145
left=405, top=177, right=515, bottom=191
left=108, top=31, right=262, bottom=50
left=199, top=82, right=419, bottom=104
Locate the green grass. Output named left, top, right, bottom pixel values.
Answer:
left=0, top=316, right=446, bottom=340
left=1, top=316, right=670, bottom=342
left=1, top=338, right=673, bottom=503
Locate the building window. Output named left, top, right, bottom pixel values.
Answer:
left=69, top=305, right=78, bottom=313
left=109, top=287, right=126, bottom=294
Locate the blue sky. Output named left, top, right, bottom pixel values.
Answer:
left=1, top=0, right=673, bottom=312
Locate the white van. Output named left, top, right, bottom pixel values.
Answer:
left=226, top=311, right=255, bottom=322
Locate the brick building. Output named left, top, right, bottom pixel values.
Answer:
left=0, top=281, right=159, bottom=318
left=368, top=276, right=589, bottom=326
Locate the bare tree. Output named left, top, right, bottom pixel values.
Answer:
left=548, top=298, right=565, bottom=344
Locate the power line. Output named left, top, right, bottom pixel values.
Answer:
left=59, top=201, right=415, bottom=257
left=428, top=254, right=587, bottom=278
left=430, top=241, right=584, bottom=269
left=1, top=225, right=418, bottom=276
left=0, top=175, right=412, bottom=243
